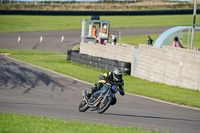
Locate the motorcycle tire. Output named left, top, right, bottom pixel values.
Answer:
left=78, top=100, right=89, bottom=112
left=97, top=96, right=113, bottom=114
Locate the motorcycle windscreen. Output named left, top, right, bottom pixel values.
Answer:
left=100, top=84, right=110, bottom=92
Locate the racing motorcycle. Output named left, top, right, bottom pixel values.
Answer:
left=78, top=81, right=120, bottom=114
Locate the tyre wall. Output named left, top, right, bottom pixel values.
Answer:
left=67, top=50, right=131, bottom=75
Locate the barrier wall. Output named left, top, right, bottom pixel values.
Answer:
left=137, top=44, right=200, bottom=90
left=80, top=42, right=200, bottom=90
left=80, top=42, right=137, bottom=76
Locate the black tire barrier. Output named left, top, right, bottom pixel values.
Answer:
left=120, top=67, right=131, bottom=76
left=68, top=51, right=131, bottom=75
left=93, top=57, right=103, bottom=62
left=118, top=61, right=131, bottom=68
left=1, top=9, right=199, bottom=16
left=92, top=62, right=98, bottom=68
left=71, top=52, right=80, bottom=58
left=71, top=56, right=77, bottom=62
left=98, top=63, right=106, bottom=70
left=117, top=61, right=131, bottom=75
left=100, top=58, right=108, bottom=64
left=67, top=50, right=72, bottom=61
left=81, top=54, right=90, bottom=60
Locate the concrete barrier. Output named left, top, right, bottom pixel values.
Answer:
left=80, top=42, right=200, bottom=90
left=137, top=44, right=200, bottom=90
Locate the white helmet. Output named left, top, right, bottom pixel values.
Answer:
left=113, top=68, right=122, bottom=82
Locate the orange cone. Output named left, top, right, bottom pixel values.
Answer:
left=61, top=35, right=64, bottom=42
left=18, top=36, right=21, bottom=43
left=40, top=35, right=43, bottom=43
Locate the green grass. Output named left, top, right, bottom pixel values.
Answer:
left=1, top=49, right=200, bottom=108
left=121, top=34, right=160, bottom=47
left=0, top=113, right=167, bottom=133
left=0, top=15, right=200, bottom=33
left=121, top=32, right=200, bottom=48
left=0, top=15, right=90, bottom=33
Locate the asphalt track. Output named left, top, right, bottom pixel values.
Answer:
left=0, top=27, right=171, bottom=52
left=0, top=27, right=200, bottom=133
left=0, top=55, right=200, bottom=133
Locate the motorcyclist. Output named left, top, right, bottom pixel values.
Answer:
left=86, top=68, right=125, bottom=104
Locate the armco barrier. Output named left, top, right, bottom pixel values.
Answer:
left=67, top=50, right=131, bottom=75
left=1, top=9, right=199, bottom=16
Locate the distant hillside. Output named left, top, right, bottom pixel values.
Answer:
left=0, top=1, right=198, bottom=11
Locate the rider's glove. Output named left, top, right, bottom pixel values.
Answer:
left=119, top=89, right=125, bottom=96
left=114, top=82, right=122, bottom=86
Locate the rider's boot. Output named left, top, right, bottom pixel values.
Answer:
left=86, top=93, right=92, bottom=99
left=86, top=88, right=93, bottom=99
left=86, top=86, right=97, bottom=99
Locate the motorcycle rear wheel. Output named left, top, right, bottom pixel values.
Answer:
left=78, top=100, right=89, bottom=112
left=97, top=96, right=112, bottom=114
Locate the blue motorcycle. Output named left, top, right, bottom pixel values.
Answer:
left=78, top=82, right=119, bottom=114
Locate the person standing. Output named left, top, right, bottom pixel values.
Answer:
left=148, top=36, right=153, bottom=46
left=92, top=26, right=97, bottom=37
left=111, top=33, right=117, bottom=45
left=171, top=37, right=184, bottom=48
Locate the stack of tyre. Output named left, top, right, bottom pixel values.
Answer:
left=67, top=50, right=131, bottom=75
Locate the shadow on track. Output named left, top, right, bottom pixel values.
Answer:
left=104, top=113, right=200, bottom=123
left=0, top=56, right=65, bottom=94
left=0, top=101, right=67, bottom=107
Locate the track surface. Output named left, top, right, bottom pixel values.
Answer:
left=0, top=27, right=170, bottom=52
left=0, top=27, right=200, bottom=133
left=0, top=55, right=200, bottom=133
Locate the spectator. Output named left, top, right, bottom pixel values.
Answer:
left=171, top=37, right=184, bottom=48
left=111, top=33, right=117, bottom=45
left=148, top=36, right=153, bottom=46
left=94, top=36, right=105, bottom=45
left=92, top=26, right=97, bottom=37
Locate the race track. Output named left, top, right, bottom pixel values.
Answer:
left=0, top=27, right=170, bottom=52
left=0, top=27, right=200, bottom=133
left=0, top=55, right=200, bottom=133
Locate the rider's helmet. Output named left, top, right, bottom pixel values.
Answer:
left=113, top=68, right=122, bottom=82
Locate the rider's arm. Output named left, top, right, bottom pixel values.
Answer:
left=118, top=80, right=125, bottom=96
left=99, top=72, right=111, bottom=83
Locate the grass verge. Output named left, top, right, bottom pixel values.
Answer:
left=0, top=15, right=200, bottom=33
left=121, top=32, right=200, bottom=48
left=0, top=49, right=200, bottom=108
left=0, top=113, right=167, bottom=133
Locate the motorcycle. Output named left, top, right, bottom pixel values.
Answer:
left=78, top=82, right=119, bottom=114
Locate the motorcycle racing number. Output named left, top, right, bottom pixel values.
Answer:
left=112, top=85, right=118, bottom=92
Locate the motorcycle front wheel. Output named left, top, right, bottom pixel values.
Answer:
left=78, top=100, right=89, bottom=112
left=97, top=96, right=112, bottom=114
